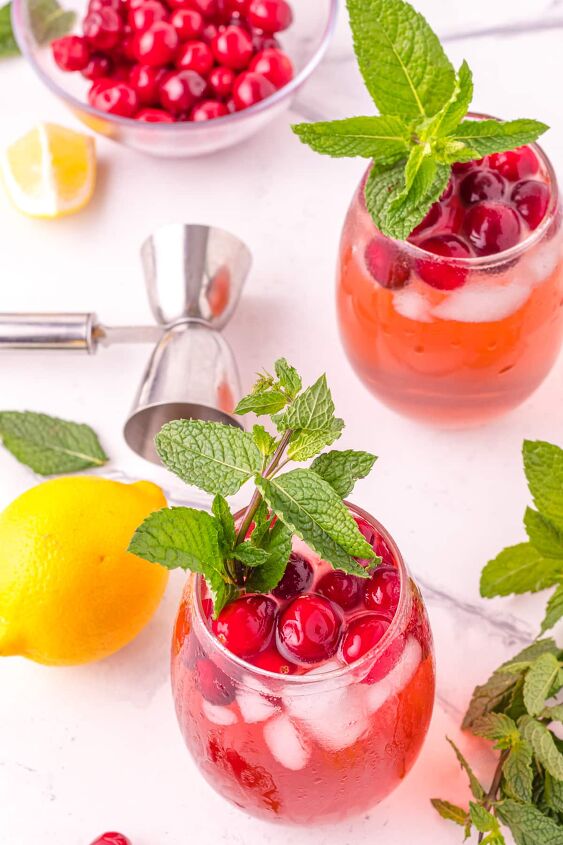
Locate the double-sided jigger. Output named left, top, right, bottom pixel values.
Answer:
left=0, top=224, right=252, bottom=464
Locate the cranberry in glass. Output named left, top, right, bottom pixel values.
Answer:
left=249, top=47, right=293, bottom=88
left=82, top=53, right=113, bottom=79
left=460, top=169, right=506, bottom=205
left=129, top=0, right=167, bottom=32
left=512, top=180, right=550, bottom=230
left=232, top=71, right=275, bottom=108
left=88, top=80, right=139, bottom=116
left=88, top=0, right=124, bottom=14
left=221, top=0, right=249, bottom=13
left=213, top=594, right=277, bottom=658
left=251, top=645, right=297, bottom=675
left=355, top=516, right=395, bottom=566
left=171, top=8, right=204, bottom=40
left=89, top=834, right=132, bottom=845
left=208, top=64, right=235, bottom=97
left=83, top=8, right=123, bottom=50
left=176, top=40, right=214, bottom=74
left=272, top=553, right=313, bottom=599
left=316, top=570, right=362, bottom=610
left=408, top=201, right=441, bottom=240
left=464, top=201, right=521, bottom=255
left=196, top=657, right=236, bottom=704
left=440, top=178, right=454, bottom=201
left=452, top=158, right=483, bottom=174
left=341, top=612, right=391, bottom=664
left=212, top=25, right=253, bottom=69
left=134, top=21, right=179, bottom=66
left=278, top=594, right=343, bottom=665
left=364, top=237, right=411, bottom=289
left=136, top=107, right=175, bottom=121
left=440, top=197, right=465, bottom=234
left=364, top=565, right=401, bottom=616
left=416, top=234, right=472, bottom=290
left=247, top=0, right=293, bottom=32
left=129, top=63, right=166, bottom=104
left=190, top=99, right=229, bottom=119
left=51, top=35, right=91, bottom=71
left=488, top=145, right=539, bottom=182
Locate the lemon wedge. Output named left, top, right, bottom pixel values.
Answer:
left=1, top=122, right=96, bottom=219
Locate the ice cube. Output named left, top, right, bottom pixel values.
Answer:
left=365, top=637, right=422, bottom=714
left=393, top=288, right=433, bottom=322
left=263, top=714, right=311, bottom=770
left=285, top=685, right=369, bottom=752
left=527, top=241, right=561, bottom=284
left=432, top=281, right=529, bottom=323
left=237, top=689, right=279, bottom=723
left=202, top=700, right=238, bottom=726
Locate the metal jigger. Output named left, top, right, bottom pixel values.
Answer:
left=0, top=224, right=252, bottom=465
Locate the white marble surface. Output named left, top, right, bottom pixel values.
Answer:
left=1, top=1, right=563, bottom=843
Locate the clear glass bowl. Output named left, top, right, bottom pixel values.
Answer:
left=171, top=502, right=435, bottom=824
left=12, top=0, right=337, bottom=157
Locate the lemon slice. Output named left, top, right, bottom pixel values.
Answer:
left=1, top=122, right=96, bottom=219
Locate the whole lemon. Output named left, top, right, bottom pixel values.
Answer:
left=0, top=476, right=169, bottom=665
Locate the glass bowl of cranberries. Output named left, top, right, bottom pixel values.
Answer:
left=11, top=0, right=337, bottom=156
left=171, top=502, right=435, bottom=823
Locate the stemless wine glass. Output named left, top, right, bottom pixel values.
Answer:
left=171, top=502, right=435, bottom=824
left=337, top=131, right=563, bottom=427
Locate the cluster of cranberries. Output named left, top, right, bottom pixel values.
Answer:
left=50, top=0, right=294, bottom=122
left=90, top=834, right=131, bottom=845
left=365, top=145, right=551, bottom=291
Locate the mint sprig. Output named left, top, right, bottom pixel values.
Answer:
left=292, top=0, right=549, bottom=240
left=129, top=359, right=378, bottom=615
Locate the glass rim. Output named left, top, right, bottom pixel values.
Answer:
left=364, top=112, right=559, bottom=269
left=191, top=500, right=414, bottom=689
left=11, top=0, right=339, bottom=135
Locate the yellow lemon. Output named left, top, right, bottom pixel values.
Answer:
left=0, top=476, right=168, bottom=666
left=1, top=123, right=96, bottom=219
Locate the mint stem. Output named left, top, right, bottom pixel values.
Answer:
left=477, top=750, right=508, bottom=843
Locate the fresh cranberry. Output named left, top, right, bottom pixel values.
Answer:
left=88, top=79, right=139, bottom=116
left=83, top=7, right=123, bottom=49
left=416, top=234, right=472, bottom=289
left=220, top=0, right=249, bottom=13
left=129, top=0, right=167, bottom=31
left=250, top=645, right=297, bottom=675
left=114, top=26, right=138, bottom=61
left=440, top=178, right=454, bottom=201
left=171, top=8, right=204, bottom=39
left=316, top=570, right=362, bottom=610
left=272, top=553, right=313, bottom=599
left=440, top=197, right=465, bottom=234
left=89, top=834, right=131, bottom=845
left=488, top=145, right=539, bottom=182
left=341, top=612, right=390, bottom=664
left=188, top=0, right=218, bottom=14
left=190, top=99, right=229, bottom=119
left=212, top=24, right=253, bottom=69
left=464, top=201, right=521, bottom=255
left=364, top=237, right=411, bottom=289
left=232, top=70, right=275, bottom=108
left=111, top=62, right=133, bottom=81
left=278, top=594, right=343, bottom=665
left=137, top=106, right=175, bottom=121
left=460, top=169, right=506, bottom=205
left=249, top=47, right=292, bottom=88
left=409, top=201, right=441, bottom=240
left=196, top=657, right=235, bottom=704
left=201, top=22, right=219, bottom=42
left=129, top=63, right=166, bottom=103
left=213, top=595, right=276, bottom=658
left=134, top=21, right=179, bottom=65
left=247, top=0, right=292, bottom=32
left=208, top=64, right=235, bottom=97
left=51, top=35, right=91, bottom=71
left=363, top=565, right=401, bottom=616
left=355, top=516, right=395, bottom=566
left=82, top=53, right=113, bottom=79
left=176, top=40, right=214, bottom=74
left=88, top=0, right=124, bottom=13
left=250, top=28, right=279, bottom=51
left=511, top=180, right=550, bottom=230
left=452, top=158, right=483, bottom=174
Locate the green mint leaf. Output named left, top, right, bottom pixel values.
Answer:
left=156, top=420, right=261, bottom=496
left=431, top=60, right=473, bottom=137
left=480, top=543, right=563, bottom=598
left=519, top=716, right=563, bottom=780
left=499, top=640, right=561, bottom=675
left=276, top=374, right=335, bottom=432
left=430, top=798, right=469, bottom=828
left=542, top=703, right=563, bottom=723
left=463, top=672, right=518, bottom=730
left=0, top=410, right=108, bottom=475
left=496, top=799, right=563, bottom=845
left=541, top=585, right=563, bottom=634
left=252, top=424, right=277, bottom=459
left=274, top=358, right=302, bottom=398
left=523, top=653, right=561, bottom=716
left=212, top=494, right=236, bottom=554
left=448, top=119, right=549, bottom=158
left=523, top=441, right=563, bottom=527
left=29, top=0, right=75, bottom=42
left=524, top=508, right=563, bottom=558
left=233, top=542, right=270, bottom=567
left=248, top=498, right=271, bottom=547
left=434, top=138, right=481, bottom=165
left=256, top=469, right=374, bottom=576
left=472, top=713, right=519, bottom=747
left=310, top=449, right=377, bottom=498
left=502, top=739, right=534, bottom=803
left=469, top=802, right=498, bottom=834
left=446, top=738, right=485, bottom=800
left=210, top=578, right=238, bottom=617
left=346, top=0, right=455, bottom=119
left=234, top=389, right=288, bottom=417
left=480, top=834, right=506, bottom=845
left=0, top=4, right=19, bottom=57
left=287, top=418, right=344, bottom=463
left=292, top=115, right=411, bottom=160
left=245, top=519, right=292, bottom=593
left=544, top=772, right=563, bottom=814
left=504, top=677, right=528, bottom=723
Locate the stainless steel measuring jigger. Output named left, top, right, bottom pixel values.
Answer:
left=0, top=224, right=252, bottom=464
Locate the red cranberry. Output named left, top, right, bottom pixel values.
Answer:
left=247, top=0, right=292, bottom=32
left=232, top=70, right=275, bottom=108
left=208, top=64, right=235, bottom=97
left=201, top=22, right=219, bottom=42
left=114, top=26, right=138, bottom=61
left=212, top=24, right=253, bottom=69
left=250, top=27, right=279, bottom=51
left=82, top=53, right=113, bottom=79
left=363, top=565, right=401, bottom=616
left=278, top=594, right=343, bottom=665
left=129, top=63, right=166, bottom=104
left=341, top=612, right=390, bottom=664
left=213, top=595, right=276, bottom=658
left=440, top=178, right=454, bottom=201
left=190, top=99, right=229, bottom=119
left=171, top=8, right=204, bottom=40
left=440, top=197, right=465, bottom=234
left=488, top=145, right=539, bottom=182
left=272, top=553, right=313, bottom=599
left=316, top=570, right=362, bottom=610
left=250, top=645, right=297, bottom=675
left=88, top=0, right=124, bottom=13
left=452, top=158, right=483, bottom=174
left=83, top=8, right=123, bottom=49
left=220, top=0, right=249, bottom=13
left=196, top=657, right=235, bottom=704
left=460, top=169, right=506, bottom=205
left=416, top=234, right=472, bottom=289
left=134, top=21, right=179, bottom=66
left=51, top=35, right=91, bottom=71
left=354, top=516, right=395, bottom=566
left=89, top=834, right=131, bottom=845
left=136, top=106, right=175, bottom=121
left=364, top=237, right=411, bottom=289
left=129, top=0, right=167, bottom=31
left=249, top=47, right=293, bottom=89
left=111, top=62, right=133, bottom=81
left=464, top=201, right=521, bottom=256
left=88, top=80, right=139, bottom=116
left=188, top=0, right=217, bottom=14
left=511, top=180, right=550, bottom=230
left=176, top=40, right=214, bottom=75
left=409, top=201, right=441, bottom=240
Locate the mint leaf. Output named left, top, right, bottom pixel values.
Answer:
left=29, top=0, right=75, bottom=43
left=310, top=449, right=377, bottom=498
left=520, top=717, right=563, bottom=780
left=235, top=389, right=288, bottom=416
left=449, top=119, right=549, bottom=158
left=346, top=0, right=455, bottom=119
left=233, top=542, right=270, bottom=567
left=523, top=441, right=563, bottom=527
left=156, top=419, right=261, bottom=496
left=503, top=739, right=534, bottom=803
left=252, top=424, right=276, bottom=459
left=524, top=508, right=563, bottom=558
left=469, top=802, right=498, bottom=834
left=256, top=469, right=374, bottom=576
left=0, top=410, right=108, bottom=475
left=499, top=640, right=561, bottom=675
left=544, top=772, right=563, bottom=814
left=245, top=519, right=292, bottom=593
left=472, top=713, right=519, bottom=747
left=0, top=4, right=19, bottom=57
left=431, top=60, right=473, bottom=137
left=292, top=115, right=411, bottom=160
left=542, top=704, right=563, bottom=723
left=480, top=543, right=563, bottom=598
left=541, top=585, right=563, bottom=634
left=447, top=738, right=485, bottom=800
left=463, top=672, right=518, bottom=730
left=287, top=418, right=344, bottom=462
left=212, top=494, right=235, bottom=553
left=496, top=799, right=563, bottom=845
left=430, top=798, right=469, bottom=828
left=276, top=374, right=335, bottom=432
left=523, top=653, right=561, bottom=716
left=274, top=358, right=302, bottom=398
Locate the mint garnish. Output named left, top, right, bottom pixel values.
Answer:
left=0, top=4, right=19, bottom=57
left=292, top=0, right=549, bottom=239
left=0, top=410, right=108, bottom=475
left=129, top=359, right=378, bottom=615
